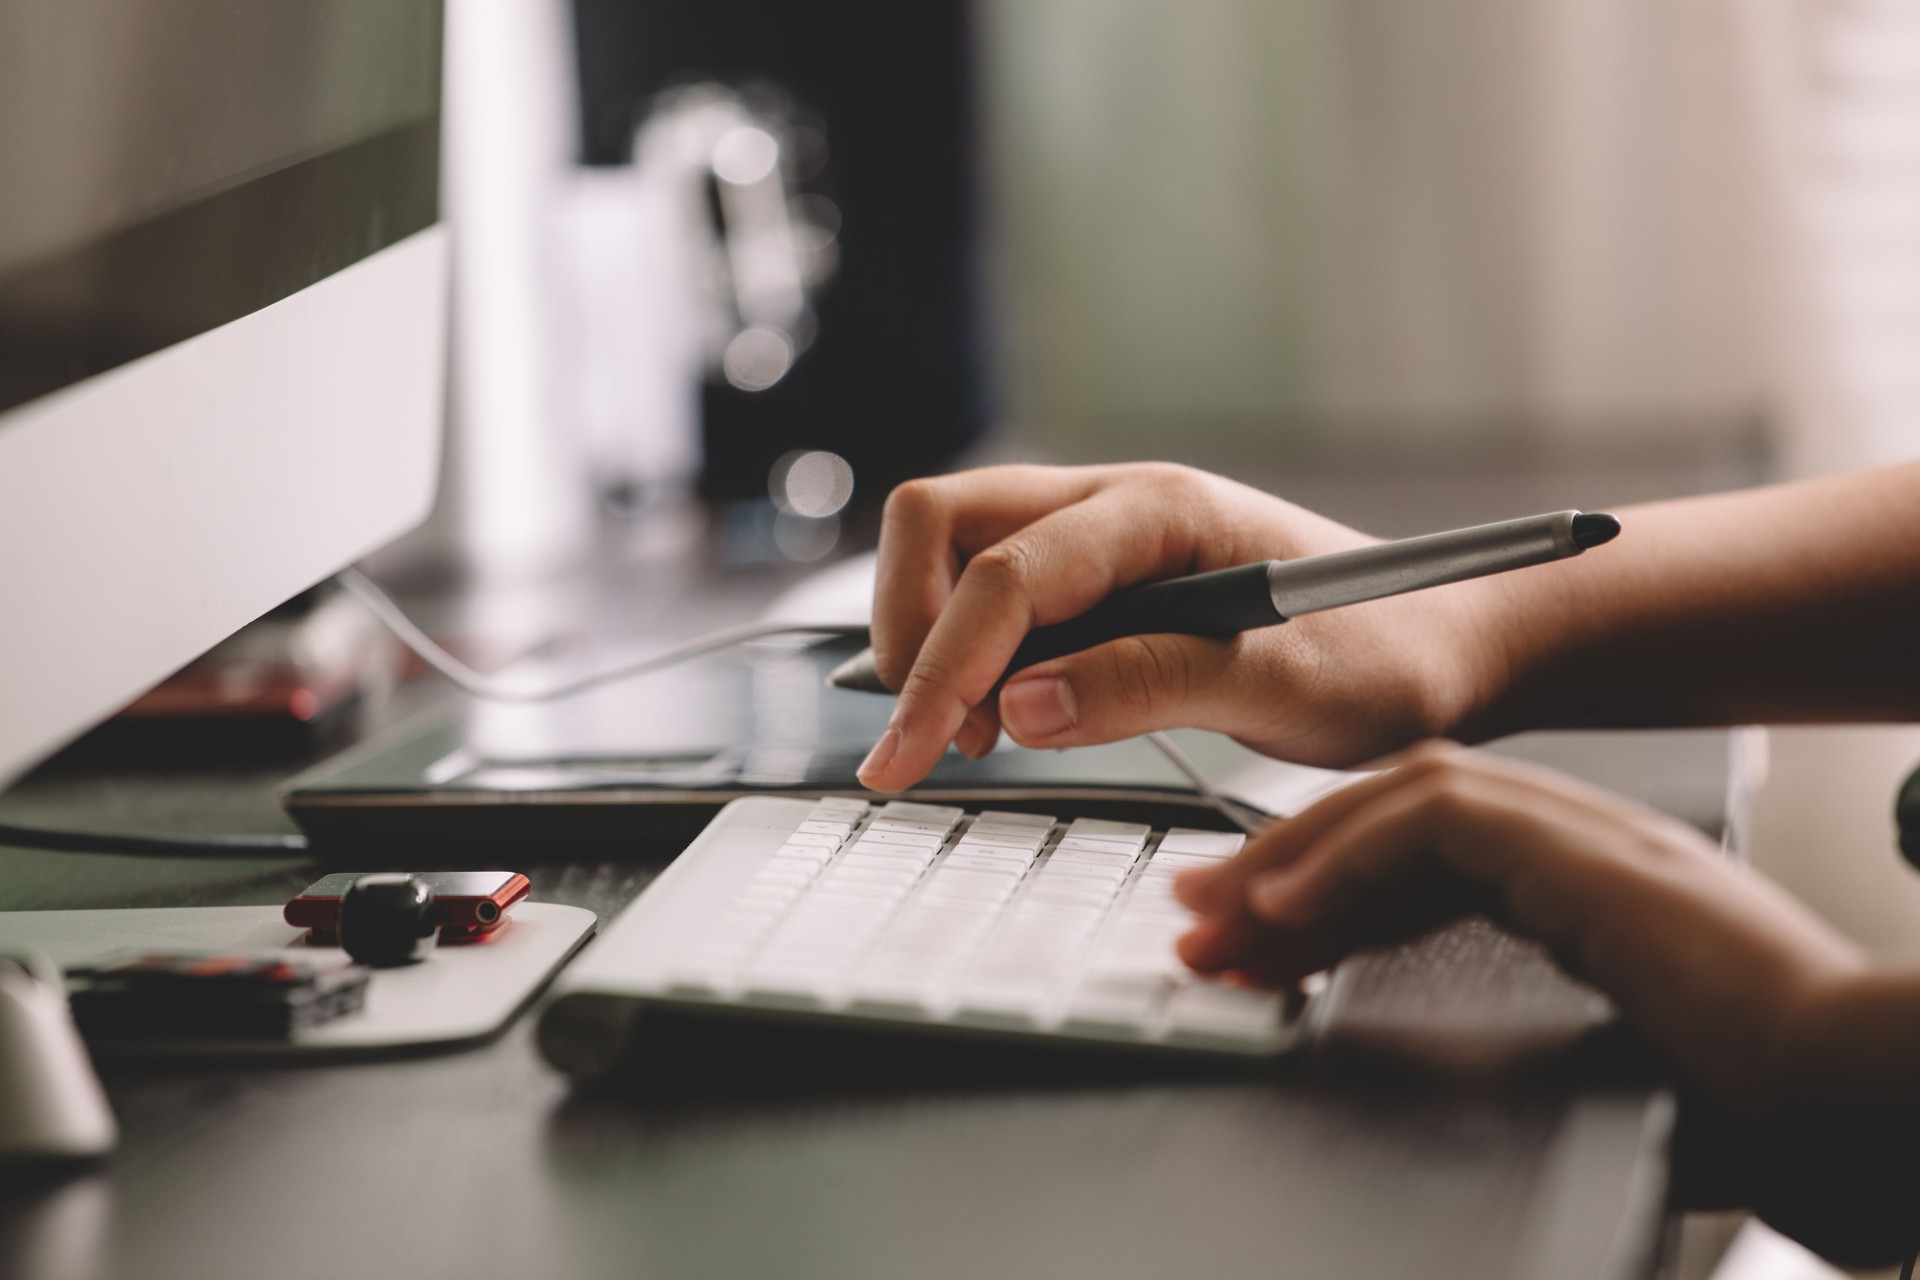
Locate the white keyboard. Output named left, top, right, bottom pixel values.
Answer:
left=540, top=796, right=1311, bottom=1071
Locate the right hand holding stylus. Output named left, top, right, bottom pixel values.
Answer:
left=856, top=463, right=1515, bottom=792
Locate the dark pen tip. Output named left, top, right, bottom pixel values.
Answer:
left=1570, top=512, right=1622, bottom=550
left=826, top=648, right=894, bottom=694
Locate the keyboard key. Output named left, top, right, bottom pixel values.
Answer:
left=737, top=883, right=803, bottom=908
left=949, top=843, right=1037, bottom=866
left=843, top=842, right=935, bottom=864
left=965, top=821, right=1049, bottom=840
left=783, top=831, right=842, bottom=849
left=716, top=901, right=785, bottom=925
left=1044, top=855, right=1128, bottom=875
left=868, top=928, right=974, bottom=960
left=974, top=810, right=1055, bottom=829
left=1049, top=844, right=1135, bottom=864
left=774, top=845, right=833, bottom=865
left=901, top=895, right=999, bottom=919
left=1166, top=982, right=1285, bottom=1046
left=875, top=938, right=981, bottom=970
left=1150, top=851, right=1230, bottom=871
left=1083, top=942, right=1183, bottom=982
left=810, top=884, right=909, bottom=908
left=685, top=937, right=756, bottom=967
left=878, top=801, right=964, bottom=826
left=846, top=975, right=946, bottom=1017
left=839, top=851, right=932, bottom=874
left=1004, top=898, right=1101, bottom=925
left=929, top=866, right=1020, bottom=889
left=779, top=912, right=886, bottom=942
left=981, top=925, right=1093, bottom=959
left=955, top=979, right=1050, bottom=1027
left=856, top=827, right=946, bottom=849
left=1051, top=863, right=1136, bottom=885
left=1156, top=829, right=1246, bottom=858
left=1025, top=877, right=1117, bottom=902
left=743, top=971, right=840, bottom=1008
left=920, top=882, right=1015, bottom=907
left=973, top=944, right=1078, bottom=976
left=1131, top=880, right=1192, bottom=906
left=1055, top=836, right=1142, bottom=857
left=812, top=796, right=869, bottom=811
left=766, top=912, right=875, bottom=942
left=942, top=852, right=1034, bottom=875
left=824, top=866, right=919, bottom=889
left=665, top=967, right=744, bottom=999
left=955, top=831, right=1046, bottom=854
left=1064, top=974, right=1169, bottom=1031
left=1066, top=817, right=1150, bottom=844
left=869, top=813, right=954, bottom=832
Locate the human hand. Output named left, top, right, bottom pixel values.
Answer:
left=1170, top=744, right=1920, bottom=1264
left=1175, top=744, right=1861, bottom=1115
left=856, top=463, right=1514, bottom=792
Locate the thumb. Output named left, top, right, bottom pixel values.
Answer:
left=996, top=633, right=1245, bottom=747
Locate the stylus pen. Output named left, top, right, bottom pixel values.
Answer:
left=826, top=508, right=1621, bottom=694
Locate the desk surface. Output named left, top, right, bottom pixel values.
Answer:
left=0, top=717, right=1736, bottom=1280
left=0, top=450, right=1773, bottom=1278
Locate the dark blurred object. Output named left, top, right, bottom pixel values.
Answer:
left=69, top=951, right=369, bottom=1039
left=337, top=875, right=441, bottom=968
left=105, top=587, right=398, bottom=751
left=1895, top=761, right=1920, bottom=872
left=571, top=0, right=991, bottom=511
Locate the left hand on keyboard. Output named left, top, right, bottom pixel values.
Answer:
left=1172, top=742, right=1920, bottom=1264
left=1173, top=742, right=1860, bottom=1087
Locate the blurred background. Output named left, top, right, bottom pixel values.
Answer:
left=406, top=0, right=1920, bottom=1145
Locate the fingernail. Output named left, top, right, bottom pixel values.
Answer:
left=1001, top=676, right=1077, bottom=739
left=857, top=729, right=901, bottom=787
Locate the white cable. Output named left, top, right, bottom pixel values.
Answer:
left=339, top=567, right=1264, bottom=832
left=336, top=567, right=867, bottom=705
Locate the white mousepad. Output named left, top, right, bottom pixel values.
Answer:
left=0, top=902, right=595, bottom=1059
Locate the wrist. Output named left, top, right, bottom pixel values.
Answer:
left=1446, top=533, right=1617, bottom=743
left=1432, top=569, right=1536, bottom=743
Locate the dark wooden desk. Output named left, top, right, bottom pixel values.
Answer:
left=0, top=718, right=1738, bottom=1280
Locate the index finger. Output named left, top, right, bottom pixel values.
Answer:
left=868, top=467, right=1111, bottom=693
left=859, top=481, right=1210, bottom=791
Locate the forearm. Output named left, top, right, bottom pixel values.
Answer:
left=1753, top=967, right=1920, bottom=1261
left=1460, top=462, right=1920, bottom=738
left=1504, top=832, right=1864, bottom=1113
left=1500, top=836, right=1920, bottom=1263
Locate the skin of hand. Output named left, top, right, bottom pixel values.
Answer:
left=855, top=463, right=1524, bottom=791
left=1175, top=743, right=1920, bottom=1266
left=858, top=458, right=1920, bottom=792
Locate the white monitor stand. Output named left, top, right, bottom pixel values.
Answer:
left=0, top=0, right=449, bottom=790
left=0, top=230, right=446, bottom=787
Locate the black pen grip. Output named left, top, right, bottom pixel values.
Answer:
left=1002, top=562, right=1286, bottom=680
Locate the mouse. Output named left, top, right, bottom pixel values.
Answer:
left=0, top=952, right=116, bottom=1164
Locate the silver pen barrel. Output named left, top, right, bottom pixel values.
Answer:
left=1267, top=510, right=1584, bottom=617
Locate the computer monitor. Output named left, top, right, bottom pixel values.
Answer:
left=0, top=1, right=448, bottom=787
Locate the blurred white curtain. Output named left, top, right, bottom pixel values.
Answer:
left=1744, top=0, right=1920, bottom=476
left=984, top=0, right=1770, bottom=454
left=432, top=0, right=592, bottom=579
